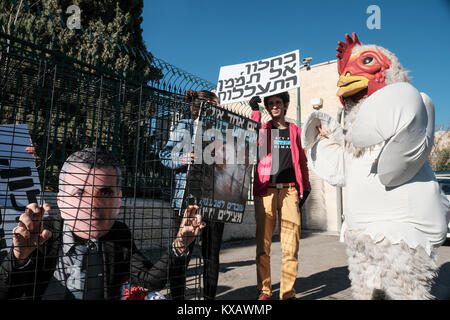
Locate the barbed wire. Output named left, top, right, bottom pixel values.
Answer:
left=1, top=0, right=216, bottom=92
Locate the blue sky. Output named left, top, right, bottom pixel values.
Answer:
left=142, top=0, right=450, bottom=127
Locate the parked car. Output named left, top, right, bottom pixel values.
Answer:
left=435, top=171, right=450, bottom=240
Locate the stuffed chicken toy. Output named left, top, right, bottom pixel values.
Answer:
left=301, top=33, right=450, bottom=299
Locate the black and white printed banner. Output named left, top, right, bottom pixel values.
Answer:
left=181, top=104, right=258, bottom=223
left=0, top=124, right=41, bottom=254
left=217, top=50, right=300, bottom=105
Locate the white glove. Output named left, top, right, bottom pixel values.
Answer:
left=302, top=112, right=345, bottom=186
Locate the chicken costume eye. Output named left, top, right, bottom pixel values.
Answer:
left=362, top=56, right=374, bottom=65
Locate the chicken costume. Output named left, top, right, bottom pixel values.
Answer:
left=302, top=33, right=450, bottom=299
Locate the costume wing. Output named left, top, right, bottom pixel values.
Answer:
left=302, top=111, right=345, bottom=186
left=352, top=82, right=434, bottom=187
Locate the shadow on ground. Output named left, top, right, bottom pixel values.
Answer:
left=219, top=259, right=256, bottom=273
left=216, top=236, right=450, bottom=300
left=295, top=266, right=350, bottom=299
left=432, top=262, right=450, bottom=300
left=217, top=266, right=350, bottom=300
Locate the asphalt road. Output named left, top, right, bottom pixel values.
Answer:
left=215, top=231, right=450, bottom=300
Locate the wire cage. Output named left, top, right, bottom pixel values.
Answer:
left=0, top=31, right=209, bottom=300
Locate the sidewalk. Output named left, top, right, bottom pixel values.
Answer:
left=215, top=231, right=450, bottom=300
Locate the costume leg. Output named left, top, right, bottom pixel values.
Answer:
left=345, top=232, right=438, bottom=300
left=255, top=191, right=277, bottom=296
left=344, top=231, right=384, bottom=300
left=381, top=242, right=437, bottom=300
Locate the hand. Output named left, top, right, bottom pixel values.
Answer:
left=174, top=205, right=205, bottom=255
left=13, top=203, right=52, bottom=266
left=316, top=125, right=331, bottom=138
left=299, top=189, right=310, bottom=209
left=249, top=96, right=261, bottom=111
left=25, top=144, right=37, bottom=159
left=181, top=153, right=195, bottom=166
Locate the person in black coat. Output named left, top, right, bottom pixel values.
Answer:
left=0, top=148, right=204, bottom=300
left=159, top=90, right=226, bottom=300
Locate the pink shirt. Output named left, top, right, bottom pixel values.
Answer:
left=251, top=111, right=311, bottom=197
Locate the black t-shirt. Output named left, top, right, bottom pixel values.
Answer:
left=270, top=127, right=296, bottom=183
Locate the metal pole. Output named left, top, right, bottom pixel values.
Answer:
left=336, top=108, right=344, bottom=233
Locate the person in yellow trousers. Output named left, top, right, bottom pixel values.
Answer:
left=249, top=92, right=311, bottom=300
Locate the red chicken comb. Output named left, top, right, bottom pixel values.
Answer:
left=336, top=32, right=362, bottom=75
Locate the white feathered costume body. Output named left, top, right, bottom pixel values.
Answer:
left=302, top=33, right=450, bottom=299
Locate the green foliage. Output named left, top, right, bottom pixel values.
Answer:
left=0, top=51, right=169, bottom=194
left=432, top=149, right=450, bottom=171
left=0, top=1, right=190, bottom=198
left=0, top=0, right=162, bottom=82
left=429, top=129, right=450, bottom=172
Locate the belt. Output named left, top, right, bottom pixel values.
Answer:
left=267, top=182, right=296, bottom=189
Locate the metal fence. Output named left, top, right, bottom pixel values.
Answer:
left=0, top=31, right=209, bottom=300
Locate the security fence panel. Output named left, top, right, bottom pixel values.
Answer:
left=0, top=32, right=207, bottom=300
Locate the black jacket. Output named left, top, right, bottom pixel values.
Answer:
left=0, top=215, right=181, bottom=300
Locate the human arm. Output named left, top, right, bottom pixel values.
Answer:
left=172, top=205, right=205, bottom=255
left=249, top=96, right=262, bottom=123
left=159, top=120, right=194, bottom=170
left=0, top=206, right=54, bottom=300
left=296, top=127, right=311, bottom=206
left=0, top=246, right=45, bottom=299
left=301, top=111, right=346, bottom=187
left=129, top=206, right=205, bottom=291
left=11, top=203, right=52, bottom=267
left=298, top=127, right=311, bottom=191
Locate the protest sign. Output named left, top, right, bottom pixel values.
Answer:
left=217, top=50, right=300, bottom=105
left=0, top=125, right=42, bottom=256
left=180, top=103, right=258, bottom=223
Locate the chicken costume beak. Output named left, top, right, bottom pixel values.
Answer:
left=337, top=74, right=369, bottom=97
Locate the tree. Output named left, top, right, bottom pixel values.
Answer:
left=0, top=0, right=165, bottom=193
left=429, top=127, right=450, bottom=171
left=0, top=0, right=162, bottom=82
left=433, top=149, right=450, bottom=171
